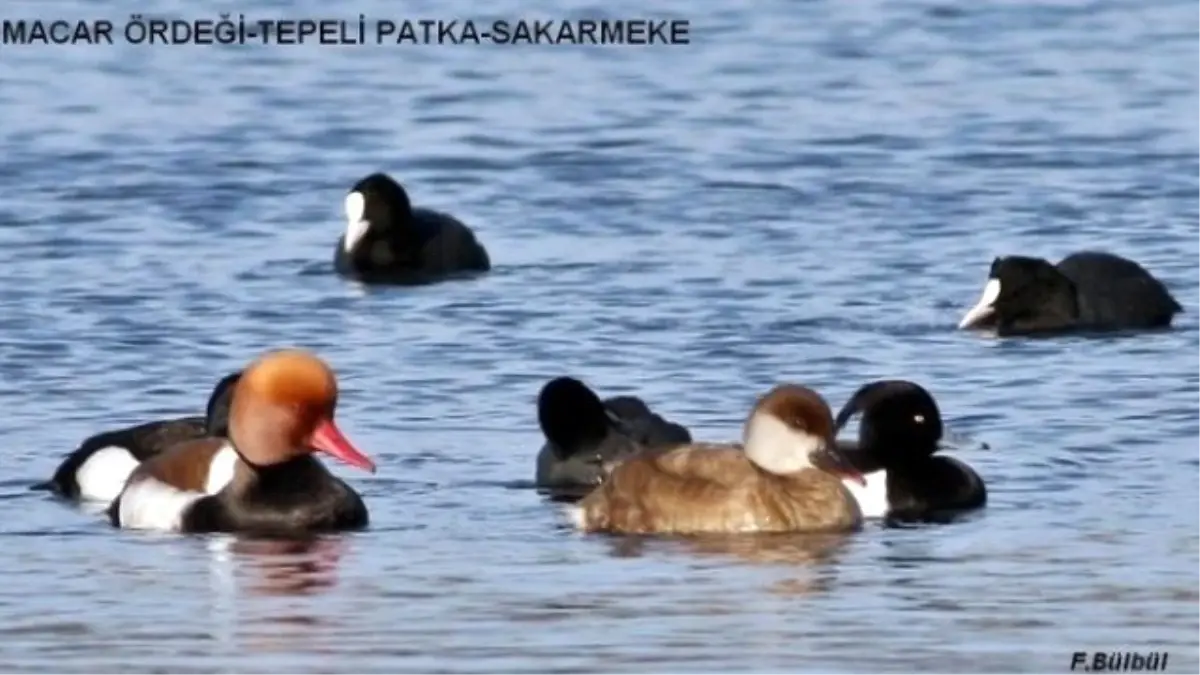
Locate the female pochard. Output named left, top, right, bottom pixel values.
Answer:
left=568, top=384, right=865, bottom=535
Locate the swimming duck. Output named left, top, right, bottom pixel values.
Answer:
left=107, top=349, right=376, bottom=535
left=33, top=371, right=242, bottom=502
left=535, top=376, right=691, bottom=497
left=568, top=384, right=865, bottom=535
left=958, top=251, right=1182, bottom=335
left=333, top=172, right=491, bottom=284
left=834, top=380, right=987, bottom=522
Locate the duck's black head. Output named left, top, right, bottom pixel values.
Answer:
left=341, top=172, right=415, bottom=256
left=205, top=370, right=243, bottom=436
left=835, top=380, right=943, bottom=465
left=537, top=376, right=612, bottom=459
left=958, top=255, right=1079, bottom=332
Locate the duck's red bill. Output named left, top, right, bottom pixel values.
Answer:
left=309, top=418, right=376, bottom=473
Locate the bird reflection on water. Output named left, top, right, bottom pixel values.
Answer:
left=207, top=536, right=349, bottom=656
left=602, top=532, right=853, bottom=597
left=228, top=537, right=346, bottom=598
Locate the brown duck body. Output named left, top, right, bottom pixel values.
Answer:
left=129, top=437, right=227, bottom=491
left=572, top=442, right=863, bottom=535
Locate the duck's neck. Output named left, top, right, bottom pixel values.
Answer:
left=227, top=448, right=318, bottom=493
left=860, top=436, right=940, bottom=471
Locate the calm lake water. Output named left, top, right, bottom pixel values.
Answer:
left=0, top=0, right=1196, bottom=672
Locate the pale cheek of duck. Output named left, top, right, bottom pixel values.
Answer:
left=744, top=414, right=822, bottom=475
left=343, top=191, right=370, bottom=253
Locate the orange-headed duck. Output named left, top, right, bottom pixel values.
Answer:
left=33, top=371, right=242, bottom=502
left=535, top=376, right=691, bottom=498
left=958, top=251, right=1181, bottom=336
left=106, top=349, right=376, bottom=535
left=334, top=172, right=491, bottom=285
left=834, top=380, right=987, bottom=523
left=568, top=384, right=865, bottom=535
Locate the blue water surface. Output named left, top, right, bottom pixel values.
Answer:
left=0, top=0, right=1197, bottom=672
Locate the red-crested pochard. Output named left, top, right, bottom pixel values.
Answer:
left=106, top=349, right=376, bottom=535
left=568, top=383, right=865, bottom=535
